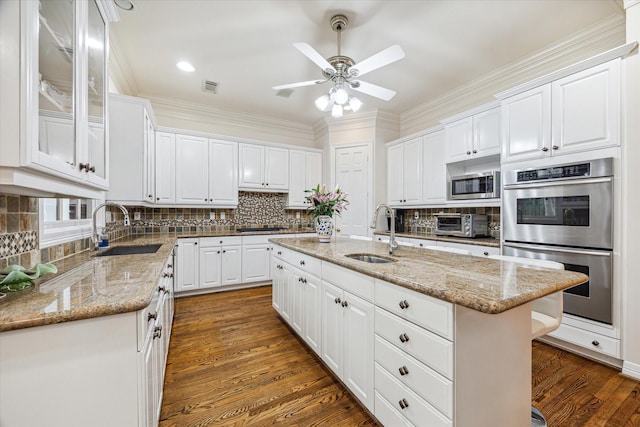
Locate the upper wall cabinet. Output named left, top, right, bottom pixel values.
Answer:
left=444, top=106, right=501, bottom=163
left=239, top=144, right=289, bottom=191
left=0, top=0, right=117, bottom=198
left=387, top=137, right=423, bottom=207
left=288, top=150, right=322, bottom=208
left=422, top=130, right=447, bottom=205
left=501, top=59, right=620, bottom=163
left=107, top=94, right=157, bottom=204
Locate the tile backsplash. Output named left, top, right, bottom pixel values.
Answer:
left=400, top=206, right=500, bottom=235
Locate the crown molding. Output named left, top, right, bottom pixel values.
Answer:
left=108, top=32, right=138, bottom=95
left=400, top=13, right=625, bottom=136
left=625, top=0, right=640, bottom=8
left=145, top=95, right=316, bottom=144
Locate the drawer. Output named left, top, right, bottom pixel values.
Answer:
left=375, top=336, right=453, bottom=418
left=375, top=308, right=453, bottom=380
left=282, top=250, right=321, bottom=277
left=200, top=236, right=242, bottom=247
left=546, top=323, right=620, bottom=358
left=375, top=364, right=452, bottom=427
left=410, top=238, right=437, bottom=248
left=374, top=391, right=414, bottom=427
left=375, top=279, right=453, bottom=340
left=243, top=234, right=290, bottom=245
left=137, top=287, right=161, bottom=351
left=272, top=245, right=288, bottom=260
left=323, top=261, right=373, bottom=302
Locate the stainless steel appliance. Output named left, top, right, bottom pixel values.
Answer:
left=503, top=158, right=613, bottom=324
left=449, top=171, right=500, bottom=200
left=434, top=213, right=488, bottom=238
left=387, top=209, right=406, bottom=233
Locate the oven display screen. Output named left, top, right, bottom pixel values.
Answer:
left=516, top=196, right=590, bottom=226
left=517, top=163, right=590, bottom=182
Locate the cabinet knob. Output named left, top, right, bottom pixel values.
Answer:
left=398, top=398, right=409, bottom=410
left=341, top=300, right=348, bottom=307
left=147, top=312, right=157, bottom=322
left=466, top=151, right=471, bottom=155
left=217, top=250, right=221, bottom=254
left=167, top=264, right=172, bottom=269
left=399, top=333, right=410, bottom=343
left=334, top=297, right=341, bottom=304
left=483, top=251, right=489, bottom=256
left=399, top=300, right=410, bottom=309
left=261, top=183, right=265, bottom=186
left=552, top=145, right=559, bottom=150
left=398, top=366, right=409, bottom=376
left=298, top=277, right=303, bottom=283
left=157, top=197, right=160, bottom=201
left=541, top=147, right=549, bottom=152
left=158, top=285, right=166, bottom=292
left=592, top=340, right=600, bottom=347
left=277, top=251, right=282, bottom=255
left=223, top=250, right=226, bottom=253
left=419, top=243, right=423, bottom=247
left=472, top=149, right=477, bottom=154
left=195, top=242, right=198, bottom=245
left=299, top=260, right=305, bottom=266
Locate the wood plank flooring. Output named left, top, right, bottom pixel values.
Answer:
left=160, top=286, right=640, bottom=426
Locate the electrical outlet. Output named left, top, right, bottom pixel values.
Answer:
left=105, top=211, right=112, bottom=222
left=209, top=211, right=215, bottom=220
left=220, top=212, right=226, bottom=220
left=296, top=211, right=300, bottom=219
left=134, top=212, right=141, bottom=221
left=414, top=211, right=419, bottom=220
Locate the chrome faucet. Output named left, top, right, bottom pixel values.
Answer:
left=371, top=204, right=398, bottom=255
left=92, top=202, right=130, bottom=250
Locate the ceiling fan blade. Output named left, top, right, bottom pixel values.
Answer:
left=351, top=80, right=397, bottom=101
left=350, top=45, right=405, bottom=77
left=272, top=80, right=323, bottom=91
left=294, top=42, right=336, bottom=73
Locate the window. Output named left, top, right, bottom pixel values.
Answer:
left=39, top=198, right=97, bottom=248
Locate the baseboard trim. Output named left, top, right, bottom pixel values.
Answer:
left=174, top=281, right=271, bottom=298
left=622, top=361, right=640, bottom=380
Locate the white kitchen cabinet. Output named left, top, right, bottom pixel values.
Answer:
left=422, top=130, right=447, bottom=204
left=155, top=132, right=175, bottom=204
left=502, top=59, right=620, bottom=163
left=287, top=150, right=323, bottom=208
left=445, top=106, right=500, bottom=163
left=107, top=94, right=157, bottom=204
left=199, top=237, right=242, bottom=288
left=209, top=139, right=239, bottom=206
left=436, top=240, right=499, bottom=257
left=0, top=0, right=115, bottom=197
left=175, top=134, right=209, bottom=204
left=239, top=143, right=289, bottom=191
left=175, top=238, right=199, bottom=292
left=387, top=137, right=423, bottom=207
left=242, top=244, right=273, bottom=283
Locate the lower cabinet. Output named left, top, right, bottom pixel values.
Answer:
left=199, top=238, right=242, bottom=288
left=0, top=255, right=175, bottom=427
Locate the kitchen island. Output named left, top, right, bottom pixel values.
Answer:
left=269, top=237, right=588, bottom=427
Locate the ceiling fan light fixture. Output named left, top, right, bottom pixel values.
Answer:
left=331, top=104, right=343, bottom=118
left=348, top=96, right=363, bottom=112
left=334, top=87, right=349, bottom=105
left=315, top=94, right=331, bottom=111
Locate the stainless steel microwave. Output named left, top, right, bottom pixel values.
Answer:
left=449, top=171, right=500, bottom=200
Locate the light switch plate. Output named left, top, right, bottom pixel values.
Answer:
left=209, top=211, right=215, bottom=220
left=414, top=211, right=419, bottom=220
left=105, top=211, right=112, bottom=222
left=134, top=212, right=141, bottom=221
left=296, top=211, right=300, bottom=219
left=220, top=212, right=226, bottom=220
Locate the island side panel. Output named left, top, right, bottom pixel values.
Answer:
left=454, top=303, right=532, bottom=427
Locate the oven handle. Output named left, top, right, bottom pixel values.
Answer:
left=503, top=242, right=612, bottom=257
left=503, top=176, right=612, bottom=190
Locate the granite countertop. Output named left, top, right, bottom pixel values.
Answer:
left=270, top=237, right=587, bottom=314
left=0, top=229, right=310, bottom=332
left=374, top=231, right=500, bottom=247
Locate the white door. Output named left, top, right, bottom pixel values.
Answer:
left=445, top=117, right=472, bottom=162
left=145, top=112, right=156, bottom=204
left=221, top=245, right=242, bottom=286
left=175, top=239, right=199, bottom=292
left=386, top=144, right=404, bottom=205
left=271, top=258, right=283, bottom=314
left=290, top=268, right=304, bottom=336
left=199, top=246, right=222, bottom=288
left=403, top=137, right=423, bottom=204
left=239, top=143, right=264, bottom=188
left=155, top=132, right=175, bottom=204
left=306, top=152, right=323, bottom=191
left=288, top=150, right=307, bottom=206
left=242, top=244, right=271, bottom=283
left=175, top=135, right=209, bottom=204
left=280, top=263, right=293, bottom=323
left=304, top=273, right=322, bottom=355
left=264, top=146, right=289, bottom=190
left=342, top=291, right=374, bottom=411
left=209, top=139, right=238, bottom=206
left=334, top=145, right=370, bottom=237
left=473, top=107, right=501, bottom=157
left=321, top=280, right=344, bottom=374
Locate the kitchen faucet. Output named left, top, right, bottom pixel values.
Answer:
left=92, top=202, right=130, bottom=250
left=371, top=204, right=398, bottom=255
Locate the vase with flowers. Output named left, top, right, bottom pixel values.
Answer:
left=304, top=184, right=349, bottom=242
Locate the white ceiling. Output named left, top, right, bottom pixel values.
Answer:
left=110, top=0, right=624, bottom=127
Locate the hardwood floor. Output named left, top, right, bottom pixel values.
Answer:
left=160, top=286, right=640, bottom=426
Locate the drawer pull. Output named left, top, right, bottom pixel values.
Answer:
left=341, top=300, right=349, bottom=308
left=277, top=251, right=282, bottom=255
left=158, top=285, right=166, bottom=293
left=399, top=333, right=410, bottom=343
left=302, top=278, right=307, bottom=284
left=298, top=277, right=303, bottom=283
left=398, top=398, right=409, bottom=409
left=592, top=340, right=600, bottom=347
left=335, top=297, right=341, bottom=304
left=299, top=260, right=306, bottom=266
left=153, top=325, right=162, bottom=339
left=147, top=312, right=157, bottom=322
left=399, top=300, right=410, bottom=309
left=398, top=366, right=409, bottom=376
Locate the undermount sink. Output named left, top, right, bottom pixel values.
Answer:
left=345, top=253, right=396, bottom=264
left=96, top=244, right=162, bottom=256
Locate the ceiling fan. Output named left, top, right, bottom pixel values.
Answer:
left=273, top=14, right=405, bottom=114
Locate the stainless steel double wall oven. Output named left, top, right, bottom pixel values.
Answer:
left=503, top=158, right=614, bottom=324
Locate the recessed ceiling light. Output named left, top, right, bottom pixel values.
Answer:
left=176, top=61, right=195, bottom=72
left=114, top=0, right=134, bottom=11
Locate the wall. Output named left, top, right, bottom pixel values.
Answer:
left=622, top=0, right=640, bottom=378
